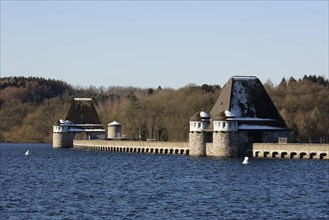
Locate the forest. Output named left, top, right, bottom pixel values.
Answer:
left=0, top=75, right=328, bottom=143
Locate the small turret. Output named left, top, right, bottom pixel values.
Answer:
left=189, top=111, right=210, bottom=156
left=212, top=110, right=238, bottom=157
left=52, top=119, right=75, bottom=148
left=107, top=121, right=121, bottom=139
left=189, top=111, right=211, bottom=132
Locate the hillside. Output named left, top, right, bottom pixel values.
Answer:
left=0, top=75, right=328, bottom=143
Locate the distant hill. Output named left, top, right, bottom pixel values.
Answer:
left=0, top=76, right=72, bottom=105
left=0, top=75, right=328, bottom=143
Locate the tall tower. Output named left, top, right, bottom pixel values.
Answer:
left=189, top=111, right=210, bottom=156
left=209, top=76, right=290, bottom=156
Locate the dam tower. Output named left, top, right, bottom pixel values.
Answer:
left=189, top=76, right=290, bottom=157
left=53, top=98, right=105, bottom=148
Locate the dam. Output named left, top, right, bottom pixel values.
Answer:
left=53, top=76, right=329, bottom=160
left=252, top=143, right=329, bottom=160
left=73, top=139, right=329, bottom=160
left=73, top=140, right=189, bottom=155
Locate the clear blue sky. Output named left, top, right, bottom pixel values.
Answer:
left=1, top=1, right=328, bottom=88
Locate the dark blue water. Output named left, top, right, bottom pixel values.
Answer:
left=1, top=143, right=328, bottom=219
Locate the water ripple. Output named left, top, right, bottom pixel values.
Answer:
left=1, top=144, right=328, bottom=219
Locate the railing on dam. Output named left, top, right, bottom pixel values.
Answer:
left=73, top=140, right=190, bottom=156
left=252, top=143, right=329, bottom=160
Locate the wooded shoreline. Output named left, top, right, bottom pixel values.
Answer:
left=1, top=75, right=328, bottom=143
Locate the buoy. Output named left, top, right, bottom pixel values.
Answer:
left=242, top=156, right=248, bottom=164
left=25, top=150, right=29, bottom=156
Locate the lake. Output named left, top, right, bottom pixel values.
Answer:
left=1, top=143, right=328, bottom=219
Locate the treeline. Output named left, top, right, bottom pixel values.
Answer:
left=264, top=75, right=329, bottom=143
left=0, top=75, right=328, bottom=143
left=0, top=76, right=73, bottom=104
left=0, top=76, right=220, bottom=142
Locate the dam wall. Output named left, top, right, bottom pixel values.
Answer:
left=252, top=143, right=329, bottom=160
left=73, top=140, right=189, bottom=155
left=73, top=140, right=329, bottom=160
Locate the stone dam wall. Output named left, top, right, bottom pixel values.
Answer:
left=252, top=143, right=329, bottom=160
left=73, top=140, right=190, bottom=155
left=73, top=140, right=329, bottom=160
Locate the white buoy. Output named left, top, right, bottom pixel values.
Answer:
left=25, top=150, right=29, bottom=156
left=242, top=156, right=249, bottom=164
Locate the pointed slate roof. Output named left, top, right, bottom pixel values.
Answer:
left=210, top=76, right=288, bottom=129
left=65, top=98, right=103, bottom=125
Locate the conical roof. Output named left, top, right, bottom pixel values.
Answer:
left=108, top=121, right=121, bottom=126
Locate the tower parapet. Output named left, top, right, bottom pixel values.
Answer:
left=213, top=110, right=238, bottom=132
left=189, top=111, right=210, bottom=132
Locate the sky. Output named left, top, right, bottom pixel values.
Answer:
left=1, top=0, right=328, bottom=89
